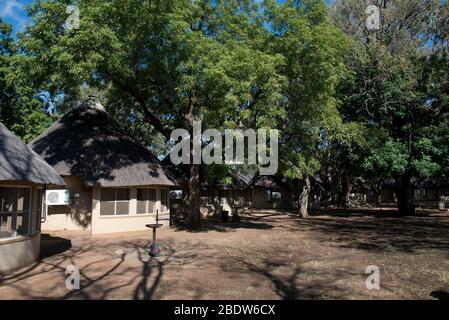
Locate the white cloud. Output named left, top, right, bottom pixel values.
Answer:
left=0, top=0, right=27, bottom=29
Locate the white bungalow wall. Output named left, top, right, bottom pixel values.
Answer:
left=41, top=176, right=92, bottom=232
left=91, top=187, right=170, bottom=235
left=42, top=176, right=170, bottom=235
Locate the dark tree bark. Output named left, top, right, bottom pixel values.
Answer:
left=340, top=172, right=353, bottom=208
left=299, top=174, right=311, bottom=218
left=185, top=93, right=201, bottom=228
left=395, top=173, right=416, bottom=216
left=188, top=163, right=201, bottom=228
left=330, top=171, right=342, bottom=207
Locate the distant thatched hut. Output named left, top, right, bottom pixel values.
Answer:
left=162, top=160, right=252, bottom=218
left=248, top=175, right=296, bottom=209
left=1, top=122, right=64, bottom=274
left=29, top=99, right=176, bottom=235
left=199, top=171, right=251, bottom=217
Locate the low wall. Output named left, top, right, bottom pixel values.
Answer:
left=0, top=233, right=41, bottom=275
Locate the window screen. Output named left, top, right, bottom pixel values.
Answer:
left=137, top=188, right=156, bottom=214
left=34, top=189, right=43, bottom=233
left=100, top=188, right=130, bottom=216
left=0, top=187, right=32, bottom=239
left=161, top=189, right=169, bottom=212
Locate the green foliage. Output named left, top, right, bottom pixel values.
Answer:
left=205, top=164, right=234, bottom=186
left=330, top=0, right=449, bottom=188
left=16, top=0, right=351, bottom=187
left=0, top=18, right=51, bottom=142
left=264, top=0, right=352, bottom=178
left=18, top=0, right=287, bottom=161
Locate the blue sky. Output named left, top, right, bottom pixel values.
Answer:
left=2, top=0, right=335, bottom=36
left=0, top=0, right=32, bottom=35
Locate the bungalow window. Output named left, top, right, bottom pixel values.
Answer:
left=137, top=188, right=156, bottom=214
left=0, top=187, right=32, bottom=239
left=100, top=188, right=130, bottom=216
left=34, top=189, right=43, bottom=233
left=161, top=189, right=169, bottom=212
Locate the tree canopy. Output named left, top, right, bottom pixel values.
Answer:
left=0, top=18, right=51, bottom=142
left=1, top=0, right=447, bottom=223
left=330, top=0, right=449, bottom=214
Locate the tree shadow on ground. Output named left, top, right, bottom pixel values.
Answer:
left=0, top=237, right=200, bottom=300
left=430, top=290, right=449, bottom=300
left=227, top=257, right=351, bottom=300
left=287, top=209, right=449, bottom=254
left=39, top=234, right=73, bottom=259
left=172, top=214, right=275, bottom=233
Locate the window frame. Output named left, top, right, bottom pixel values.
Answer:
left=160, top=188, right=169, bottom=212
left=137, top=188, right=157, bottom=215
left=266, top=189, right=272, bottom=203
left=0, top=185, right=33, bottom=241
left=99, top=188, right=131, bottom=216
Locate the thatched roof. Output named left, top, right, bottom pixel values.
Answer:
left=0, top=122, right=64, bottom=185
left=249, top=175, right=291, bottom=189
left=29, top=100, right=176, bottom=187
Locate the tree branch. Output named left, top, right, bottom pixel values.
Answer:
left=102, top=68, right=172, bottom=139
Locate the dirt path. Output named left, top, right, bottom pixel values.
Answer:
left=1, top=210, right=449, bottom=299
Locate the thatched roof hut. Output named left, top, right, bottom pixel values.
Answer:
left=249, top=174, right=291, bottom=189
left=29, top=101, right=176, bottom=187
left=0, top=122, right=64, bottom=185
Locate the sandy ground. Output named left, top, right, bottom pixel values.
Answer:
left=1, top=209, right=449, bottom=300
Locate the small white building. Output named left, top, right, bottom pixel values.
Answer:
left=29, top=99, right=177, bottom=235
left=0, top=122, right=64, bottom=274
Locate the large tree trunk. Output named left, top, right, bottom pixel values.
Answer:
left=188, top=163, right=201, bottom=228
left=340, top=172, right=353, bottom=208
left=395, top=173, right=415, bottom=216
left=185, top=93, right=201, bottom=228
left=299, top=174, right=311, bottom=218
left=330, top=171, right=342, bottom=207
